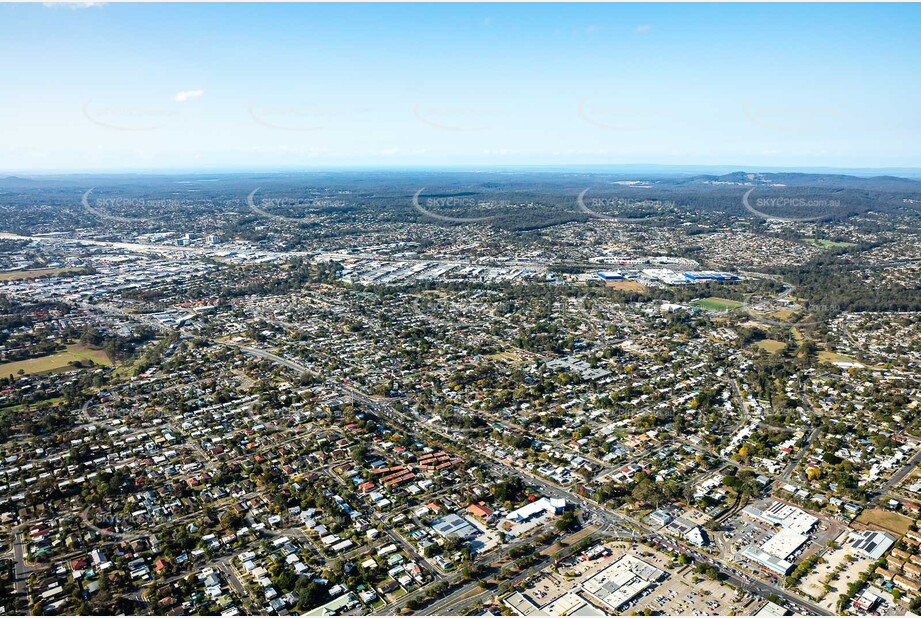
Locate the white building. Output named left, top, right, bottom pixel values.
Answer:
left=505, top=497, right=566, bottom=523
left=847, top=529, right=896, bottom=560
left=742, top=501, right=818, bottom=535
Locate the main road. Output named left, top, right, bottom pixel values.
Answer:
left=13, top=526, right=31, bottom=615
left=337, top=382, right=831, bottom=615
left=230, top=341, right=832, bottom=616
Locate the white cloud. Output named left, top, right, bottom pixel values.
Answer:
left=174, top=89, right=204, bottom=103
left=43, top=2, right=105, bottom=8
left=585, top=24, right=602, bottom=35
left=635, top=24, right=652, bottom=34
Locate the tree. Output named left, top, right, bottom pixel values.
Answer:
left=493, top=477, right=524, bottom=503
left=631, top=479, right=660, bottom=507
left=555, top=510, right=579, bottom=533
left=220, top=509, right=243, bottom=530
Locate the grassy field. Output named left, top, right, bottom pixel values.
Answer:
left=692, top=297, right=744, bottom=311
left=804, top=239, right=857, bottom=249
left=818, top=351, right=862, bottom=366
left=748, top=307, right=799, bottom=324
left=486, top=350, right=526, bottom=364
left=0, top=267, right=81, bottom=282
left=854, top=508, right=914, bottom=536
left=754, top=339, right=787, bottom=354
left=539, top=525, right=598, bottom=557
left=768, top=308, right=797, bottom=320
left=0, top=344, right=112, bottom=376
left=0, top=396, right=65, bottom=413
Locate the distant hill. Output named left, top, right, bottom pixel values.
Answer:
left=1, top=176, right=40, bottom=185
left=0, top=176, right=73, bottom=189
left=682, top=171, right=921, bottom=191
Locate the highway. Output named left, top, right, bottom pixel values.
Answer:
left=223, top=342, right=310, bottom=374
left=232, top=340, right=833, bottom=616
left=342, top=383, right=829, bottom=615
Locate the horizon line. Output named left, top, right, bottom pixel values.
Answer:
left=4, top=163, right=921, bottom=177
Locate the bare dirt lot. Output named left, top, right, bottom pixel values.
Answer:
left=854, top=508, right=914, bottom=536
left=799, top=532, right=873, bottom=611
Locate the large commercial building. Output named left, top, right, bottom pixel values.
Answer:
left=581, top=554, right=666, bottom=611
left=755, top=601, right=790, bottom=616
left=741, top=546, right=794, bottom=576
left=742, top=501, right=818, bottom=535
left=848, top=529, right=896, bottom=560
left=505, top=497, right=566, bottom=523
left=682, top=271, right=741, bottom=282
left=760, top=528, right=810, bottom=561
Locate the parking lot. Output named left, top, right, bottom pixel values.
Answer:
left=722, top=517, right=775, bottom=561
left=719, top=505, right=847, bottom=585
left=800, top=531, right=874, bottom=611
left=511, top=542, right=669, bottom=612
left=509, top=540, right=761, bottom=616
left=643, top=568, right=761, bottom=616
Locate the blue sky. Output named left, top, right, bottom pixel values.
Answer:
left=1, top=2, right=919, bottom=172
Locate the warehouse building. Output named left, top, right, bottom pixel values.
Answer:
left=848, top=529, right=896, bottom=560
left=741, top=546, right=794, bottom=576
left=430, top=513, right=479, bottom=540
left=742, top=501, right=818, bottom=535
left=760, top=528, right=810, bottom=561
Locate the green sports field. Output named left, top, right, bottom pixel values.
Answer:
left=692, top=297, right=744, bottom=311
left=0, top=344, right=112, bottom=377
